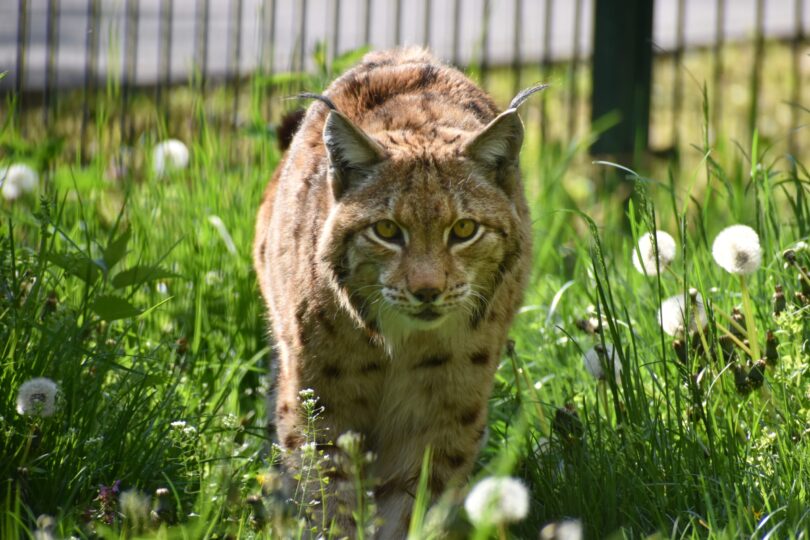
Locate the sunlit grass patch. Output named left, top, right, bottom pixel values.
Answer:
left=1, top=43, right=809, bottom=538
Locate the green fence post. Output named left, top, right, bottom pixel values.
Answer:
left=590, top=0, right=654, bottom=156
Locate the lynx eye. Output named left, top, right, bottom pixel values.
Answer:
left=372, top=220, right=404, bottom=244
left=450, top=219, right=479, bottom=243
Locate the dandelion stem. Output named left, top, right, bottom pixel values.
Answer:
left=738, top=275, right=761, bottom=360
left=794, top=264, right=810, bottom=288
left=695, top=323, right=711, bottom=365
left=718, top=326, right=755, bottom=358
left=508, top=346, right=550, bottom=435
left=712, top=305, right=748, bottom=337
left=666, top=266, right=684, bottom=286
left=598, top=381, right=610, bottom=420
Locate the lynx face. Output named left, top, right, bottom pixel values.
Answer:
left=315, top=104, right=526, bottom=342
left=324, top=158, right=521, bottom=335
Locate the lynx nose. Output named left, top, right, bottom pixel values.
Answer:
left=412, top=287, right=442, bottom=304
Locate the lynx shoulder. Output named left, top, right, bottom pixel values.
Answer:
left=253, top=47, right=539, bottom=538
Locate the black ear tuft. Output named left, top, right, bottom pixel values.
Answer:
left=508, top=83, right=548, bottom=110
left=295, top=92, right=339, bottom=111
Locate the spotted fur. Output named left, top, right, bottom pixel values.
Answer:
left=253, top=48, right=535, bottom=538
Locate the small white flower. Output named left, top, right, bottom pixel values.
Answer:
left=658, top=290, right=708, bottom=336
left=16, top=377, right=58, bottom=417
left=336, top=431, right=362, bottom=454
left=1, top=164, right=39, bottom=201
left=152, top=139, right=189, bottom=177
left=632, top=230, right=677, bottom=275
left=712, top=225, right=762, bottom=275
left=583, top=343, right=622, bottom=381
left=300, top=441, right=318, bottom=456
left=464, top=476, right=529, bottom=526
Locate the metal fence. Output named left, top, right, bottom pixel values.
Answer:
left=1, top=0, right=808, bottom=156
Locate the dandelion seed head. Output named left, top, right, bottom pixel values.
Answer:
left=1, top=164, right=39, bottom=201
left=540, top=519, right=584, bottom=540
left=120, top=489, right=150, bottom=528
left=658, top=292, right=708, bottom=336
left=632, top=230, right=677, bottom=275
left=582, top=343, right=622, bottom=382
left=464, top=476, right=529, bottom=526
left=712, top=225, right=762, bottom=275
left=152, top=139, right=189, bottom=177
left=16, top=377, right=58, bottom=417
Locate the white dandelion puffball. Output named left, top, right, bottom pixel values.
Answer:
left=632, top=230, right=676, bottom=275
left=152, top=139, right=189, bottom=177
left=583, top=343, right=622, bottom=381
left=712, top=225, right=762, bottom=275
left=464, top=476, right=529, bottom=526
left=658, top=291, right=708, bottom=336
left=16, top=377, right=58, bottom=417
left=119, top=489, right=151, bottom=526
left=540, top=519, right=584, bottom=540
left=1, top=164, right=39, bottom=201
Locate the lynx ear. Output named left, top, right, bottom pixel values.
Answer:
left=462, top=110, right=524, bottom=170
left=463, top=84, right=546, bottom=170
left=323, top=110, right=386, bottom=199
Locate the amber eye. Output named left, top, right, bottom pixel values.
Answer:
left=373, top=220, right=403, bottom=243
left=450, top=219, right=478, bottom=243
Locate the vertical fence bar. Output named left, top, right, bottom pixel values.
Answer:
left=157, top=0, right=173, bottom=127
left=331, top=0, right=342, bottom=72
left=364, top=0, right=372, bottom=46
left=566, top=0, right=582, bottom=140
left=590, top=0, right=654, bottom=156
left=394, top=0, right=402, bottom=46
left=295, top=0, right=308, bottom=73
left=480, top=0, right=491, bottom=88
left=43, top=0, right=60, bottom=129
left=192, top=0, right=209, bottom=137
left=121, top=0, right=140, bottom=145
left=539, top=0, right=554, bottom=143
left=262, top=0, right=276, bottom=121
left=195, top=0, right=210, bottom=92
left=423, top=0, right=432, bottom=47
left=229, top=0, right=245, bottom=128
left=671, top=0, right=685, bottom=150
left=451, top=0, right=461, bottom=66
left=81, top=0, right=101, bottom=163
left=712, top=0, right=725, bottom=136
left=748, top=0, right=765, bottom=139
left=789, top=0, right=804, bottom=154
left=511, top=0, right=523, bottom=96
left=14, top=0, right=29, bottom=126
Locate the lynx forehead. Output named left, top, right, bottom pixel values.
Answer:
left=253, top=48, right=537, bottom=538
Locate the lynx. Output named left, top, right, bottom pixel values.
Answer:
left=253, top=48, right=538, bottom=537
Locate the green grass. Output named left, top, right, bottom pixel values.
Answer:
left=1, top=43, right=809, bottom=538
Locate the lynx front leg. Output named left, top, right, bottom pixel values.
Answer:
left=373, top=401, right=489, bottom=538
